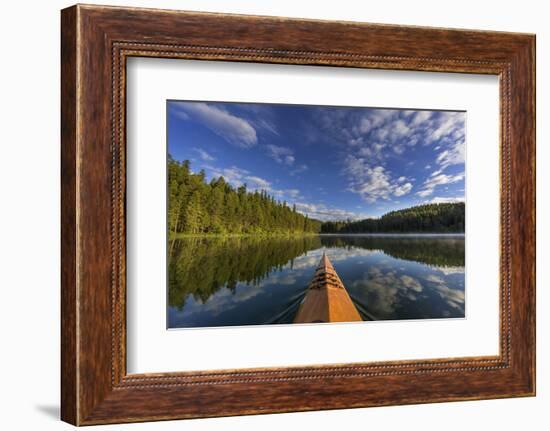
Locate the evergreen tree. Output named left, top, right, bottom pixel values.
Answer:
left=167, top=157, right=322, bottom=236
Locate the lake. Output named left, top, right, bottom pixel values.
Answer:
left=168, top=234, right=465, bottom=329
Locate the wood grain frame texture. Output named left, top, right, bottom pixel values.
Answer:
left=60, top=4, right=536, bottom=426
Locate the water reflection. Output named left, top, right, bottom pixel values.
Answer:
left=168, top=235, right=465, bottom=328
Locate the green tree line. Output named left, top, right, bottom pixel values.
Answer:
left=168, top=157, right=321, bottom=236
left=321, top=203, right=465, bottom=234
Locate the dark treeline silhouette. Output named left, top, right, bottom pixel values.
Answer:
left=168, top=157, right=321, bottom=235
left=321, top=203, right=465, bottom=234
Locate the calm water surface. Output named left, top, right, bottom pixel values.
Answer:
left=168, top=235, right=465, bottom=328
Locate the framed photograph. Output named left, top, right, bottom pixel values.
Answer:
left=165, top=101, right=468, bottom=329
left=61, top=4, right=535, bottom=425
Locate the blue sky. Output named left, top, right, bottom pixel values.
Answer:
left=167, top=101, right=465, bottom=221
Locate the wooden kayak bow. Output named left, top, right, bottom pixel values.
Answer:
left=294, top=252, right=362, bottom=324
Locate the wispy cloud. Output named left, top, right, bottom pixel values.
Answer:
left=236, top=104, right=280, bottom=136
left=290, top=164, right=308, bottom=176
left=204, top=165, right=251, bottom=186
left=427, top=196, right=465, bottom=204
left=172, top=102, right=257, bottom=148
left=253, top=118, right=279, bottom=136
left=273, top=188, right=301, bottom=200
left=343, top=155, right=413, bottom=203
left=302, top=107, right=465, bottom=204
left=245, top=175, right=271, bottom=189
left=294, top=202, right=373, bottom=222
left=264, top=144, right=295, bottom=165
left=173, top=110, right=189, bottom=121
left=436, top=140, right=465, bottom=169
left=416, top=172, right=464, bottom=197
left=393, top=182, right=413, bottom=197
left=311, top=108, right=464, bottom=161
left=202, top=164, right=301, bottom=202
left=193, top=147, right=215, bottom=162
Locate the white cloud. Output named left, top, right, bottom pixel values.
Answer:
left=193, top=147, right=215, bottom=162
left=254, top=118, right=279, bottom=136
left=429, top=112, right=464, bottom=142
left=203, top=165, right=302, bottom=202
left=343, top=155, right=414, bottom=203
left=394, top=182, right=413, bottom=197
left=306, top=108, right=466, bottom=183
left=173, top=102, right=257, bottom=148
left=286, top=189, right=301, bottom=199
left=416, top=172, right=465, bottom=197
left=436, top=140, right=465, bottom=169
left=294, top=202, right=372, bottom=222
left=375, top=128, right=390, bottom=141
left=367, top=110, right=465, bottom=167
left=236, top=104, right=280, bottom=136
left=416, top=189, right=434, bottom=198
left=358, top=109, right=464, bottom=150
left=411, top=111, right=433, bottom=126
left=424, top=172, right=464, bottom=188
left=207, top=166, right=250, bottom=186
left=264, top=144, right=295, bottom=165
left=393, top=144, right=405, bottom=154
left=173, top=110, right=189, bottom=120
left=391, top=119, right=410, bottom=138
left=427, top=196, right=465, bottom=204
left=204, top=165, right=264, bottom=190
left=270, top=188, right=301, bottom=200
left=358, top=142, right=385, bottom=159
left=246, top=175, right=271, bottom=189
left=358, top=110, right=394, bottom=134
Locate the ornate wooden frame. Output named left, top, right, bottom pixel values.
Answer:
left=61, top=4, right=536, bottom=425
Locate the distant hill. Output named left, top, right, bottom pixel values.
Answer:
left=321, top=202, right=465, bottom=234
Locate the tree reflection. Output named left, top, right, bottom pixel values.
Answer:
left=320, top=236, right=464, bottom=267
left=168, top=236, right=321, bottom=309
left=168, top=235, right=465, bottom=310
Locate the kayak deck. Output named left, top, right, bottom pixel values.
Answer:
left=294, top=252, right=362, bottom=324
